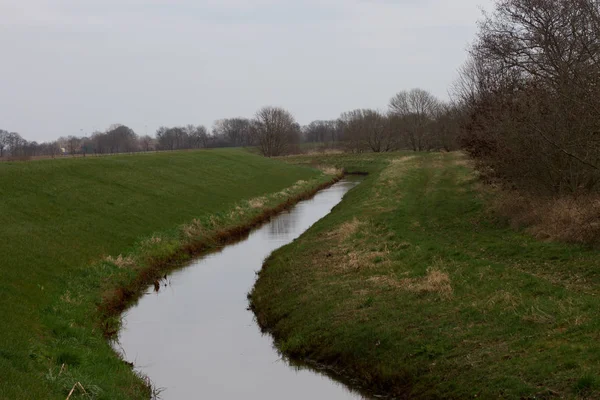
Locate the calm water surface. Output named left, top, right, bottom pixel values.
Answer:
left=117, top=179, right=371, bottom=399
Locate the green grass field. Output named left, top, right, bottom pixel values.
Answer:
left=251, top=152, right=600, bottom=399
left=0, top=149, right=331, bottom=399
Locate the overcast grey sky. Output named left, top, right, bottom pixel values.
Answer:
left=0, top=0, right=493, bottom=142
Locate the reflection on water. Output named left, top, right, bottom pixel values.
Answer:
left=267, top=210, right=298, bottom=239
left=117, top=179, right=371, bottom=399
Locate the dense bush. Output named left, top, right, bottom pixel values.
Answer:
left=456, top=0, right=600, bottom=195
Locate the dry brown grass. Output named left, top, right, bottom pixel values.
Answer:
left=328, top=218, right=363, bottom=242
left=383, top=156, right=417, bottom=176
left=319, top=218, right=397, bottom=273
left=228, top=206, right=245, bottom=219
left=485, top=290, right=520, bottom=311
left=104, top=254, right=136, bottom=269
left=390, top=155, right=417, bottom=165
left=323, top=248, right=390, bottom=273
left=406, top=268, right=453, bottom=298
left=140, top=236, right=163, bottom=247
left=182, top=218, right=206, bottom=238
left=293, top=179, right=308, bottom=187
left=378, top=156, right=416, bottom=183
left=318, top=166, right=343, bottom=176
left=451, top=152, right=472, bottom=167
left=521, top=305, right=556, bottom=324
left=367, top=268, right=453, bottom=298
left=369, top=156, right=417, bottom=200
left=259, top=179, right=316, bottom=203
left=305, top=149, right=345, bottom=156
left=492, top=190, right=600, bottom=245
left=329, top=250, right=371, bottom=272
left=248, top=197, right=266, bottom=209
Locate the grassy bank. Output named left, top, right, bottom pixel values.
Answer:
left=250, top=152, right=600, bottom=399
left=0, top=149, right=337, bottom=399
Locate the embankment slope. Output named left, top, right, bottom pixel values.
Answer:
left=251, top=152, right=600, bottom=399
left=0, top=149, right=326, bottom=399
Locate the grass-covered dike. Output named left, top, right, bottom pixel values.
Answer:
left=250, top=152, right=600, bottom=399
left=0, top=149, right=340, bottom=399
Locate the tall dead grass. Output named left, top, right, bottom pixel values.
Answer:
left=492, top=191, right=600, bottom=245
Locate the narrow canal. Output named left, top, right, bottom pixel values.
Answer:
left=117, top=178, right=370, bottom=399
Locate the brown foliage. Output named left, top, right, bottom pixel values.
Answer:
left=457, top=0, right=600, bottom=195
left=492, top=190, right=600, bottom=245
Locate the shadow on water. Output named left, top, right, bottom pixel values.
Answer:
left=116, top=177, right=383, bottom=400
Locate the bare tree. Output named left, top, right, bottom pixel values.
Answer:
left=0, top=130, right=8, bottom=157
left=156, top=126, right=192, bottom=151
left=389, top=89, right=440, bottom=151
left=66, top=136, right=81, bottom=155
left=155, top=127, right=172, bottom=150
left=458, top=0, right=600, bottom=194
left=103, top=124, right=138, bottom=153
left=212, top=118, right=254, bottom=147
left=303, top=120, right=341, bottom=145
left=174, top=127, right=187, bottom=149
left=338, top=110, right=368, bottom=153
left=337, top=110, right=399, bottom=153
left=252, top=107, right=299, bottom=157
left=4, top=132, right=27, bottom=157
left=188, top=125, right=209, bottom=149
left=184, top=125, right=197, bottom=148
left=434, top=103, right=462, bottom=151
left=139, top=135, right=155, bottom=152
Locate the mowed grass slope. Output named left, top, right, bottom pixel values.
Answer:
left=0, top=149, right=324, bottom=399
left=251, top=152, right=600, bottom=399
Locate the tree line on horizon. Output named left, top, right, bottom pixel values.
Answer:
left=0, top=87, right=460, bottom=160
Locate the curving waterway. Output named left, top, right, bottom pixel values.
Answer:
left=116, top=178, right=372, bottom=399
